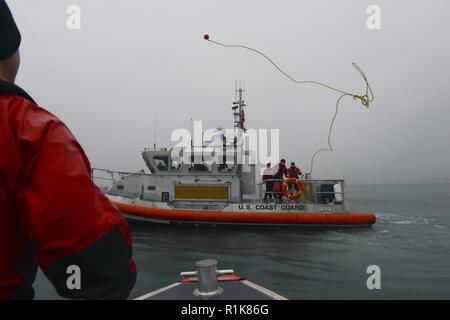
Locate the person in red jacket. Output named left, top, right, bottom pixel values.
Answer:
left=287, top=162, right=302, bottom=179
left=0, top=1, right=136, bottom=299
left=272, top=159, right=288, bottom=202
left=286, top=162, right=302, bottom=193
left=274, top=159, right=288, bottom=180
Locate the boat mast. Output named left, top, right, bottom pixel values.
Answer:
left=232, top=87, right=246, bottom=132
left=232, top=86, right=246, bottom=165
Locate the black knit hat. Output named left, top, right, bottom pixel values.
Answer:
left=0, top=0, right=21, bottom=60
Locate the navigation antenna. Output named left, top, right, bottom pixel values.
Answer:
left=232, top=86, right=246, bottom=132
left=153, top=114, right=157, bottom=150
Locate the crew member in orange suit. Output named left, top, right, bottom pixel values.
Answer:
left=0, top=1, right=136, bottom=299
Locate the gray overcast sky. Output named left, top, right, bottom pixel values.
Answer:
left=8, top=0, right=450, bottom=184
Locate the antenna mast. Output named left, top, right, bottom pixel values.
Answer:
left=153, top=114, right=157, bottom=150
left=232, top=86, right=246, bottom=132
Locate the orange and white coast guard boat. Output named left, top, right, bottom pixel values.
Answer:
left=93, top=88, right=376, bottom=228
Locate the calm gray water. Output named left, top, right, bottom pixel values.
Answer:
left=34, top=184, right=450, bottom=299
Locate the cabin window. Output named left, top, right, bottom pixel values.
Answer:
left=147, top=186, right=156, bottom=191
left=190, top=163, right=211, bottom=172
left=161, top=192, right=169, bottom=202
left=117, top=185, right=124, bottom=190
left=153, top=156, right=169, bottom=171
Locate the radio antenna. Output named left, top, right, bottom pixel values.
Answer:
left=153, top=114, right=157, bottom=150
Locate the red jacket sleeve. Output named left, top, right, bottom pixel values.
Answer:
left=13, top=99, right=136, bottom=299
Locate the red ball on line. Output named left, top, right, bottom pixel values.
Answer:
left=203, top=34, right=209, bottom=40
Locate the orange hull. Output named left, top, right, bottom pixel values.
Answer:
left=113, top=202, right=376, bottom=226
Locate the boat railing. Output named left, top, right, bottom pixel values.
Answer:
left=256, top=179, right=345, bottom=204
left=91, top=167, right=149, bottom=189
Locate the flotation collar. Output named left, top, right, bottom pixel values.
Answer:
left=281, top=178, right=305, bottom=200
